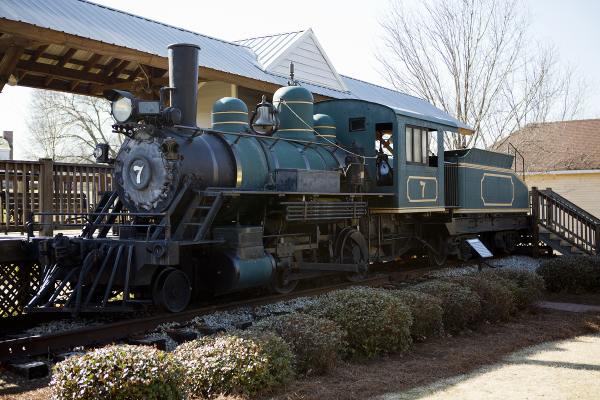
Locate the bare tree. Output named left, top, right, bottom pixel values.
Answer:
left=377, top=0, right=590, bottom=149
left=24, top=89, right=121, bottom=163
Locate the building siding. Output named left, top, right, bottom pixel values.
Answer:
left=196, top=82, right=234, bottom=128
left=526, top=173, right=600, bottom=218
left=272, top=36, right=343, bottom=90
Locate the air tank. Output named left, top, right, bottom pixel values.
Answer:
left=212, top=97, right=248, bottom=133
left=273, top=86, right=315, bottom=141
left=313, top=114, right=336, bottom=144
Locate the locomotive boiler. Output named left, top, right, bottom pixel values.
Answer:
left=22, top=43, right=532, bottom=315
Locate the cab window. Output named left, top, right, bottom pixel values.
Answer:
left=406, top=125, right=429, bottom=165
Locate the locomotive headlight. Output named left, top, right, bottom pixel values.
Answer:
left=93, top=146, right=103, bottom=159
left=94, top=143, right=110, bottom=164
left=103, top=89, right=136, bottom=124
left=112, top=96, right=133, bottom=123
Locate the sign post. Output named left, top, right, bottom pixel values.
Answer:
left=466, top=238, right=493, bottom=271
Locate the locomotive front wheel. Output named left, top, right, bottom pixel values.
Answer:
left=427, top=236, right=446, bottom=266
left=271, top=270, right=298, bottom=294
left=153, top=268, right=191, bottom=312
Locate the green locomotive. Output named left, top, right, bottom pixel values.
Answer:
left=22, top=43, right=531, bottom=314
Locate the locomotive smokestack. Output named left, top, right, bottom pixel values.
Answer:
left=167, top=43, right=201, bottom=127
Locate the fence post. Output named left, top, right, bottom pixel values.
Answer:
left=39, top=158, right=54, bottom=237
left=531, top=187, right=539, bottom=259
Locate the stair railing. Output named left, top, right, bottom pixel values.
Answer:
left=507, top=142, right=525, bottom=181
left=531, top=187, right=600, bottom=256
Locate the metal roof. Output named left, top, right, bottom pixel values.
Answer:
left=236, top=31, right=305, bottom=71
left=340, top=76, right=474, bottom=132
left=1, top=0, right=473, bottom=132
left=1, top=0, right=268, bottom=80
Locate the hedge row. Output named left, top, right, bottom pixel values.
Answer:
left=538, top=255, right=600, bottom=293
left=51, top=267, right=546, bottom=399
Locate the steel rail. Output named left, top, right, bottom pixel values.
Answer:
left=0, top=265, right=444, bottom=363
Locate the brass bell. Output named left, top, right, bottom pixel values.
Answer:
left=253, top=96, right=276, bottom=133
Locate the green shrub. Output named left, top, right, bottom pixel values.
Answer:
left=252, top=313, right=345, bottom=376
left=472, top=270, right=522, bottom=310
left=173, top=330, right=294, bottom=398
left=445, top=275, right=515, bottom=321
left=390, top=290, right=443, bottom=341
left=50, top=344, right=187, bottom=400
left=476, top=268, right=545, bottom=310
left=305, top=287, right=412, bottom=357
left=538, top=255, right=600, bottom=293
left=410, top=281, right=481, bottom=331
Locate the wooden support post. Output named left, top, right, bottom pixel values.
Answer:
left=39, top=158, right=54, bottom=237
left=545, top=187, right=553, bottom=232
left=531, top=187, right=539, bottom=259
left=595, top=223, right=600, bottom=256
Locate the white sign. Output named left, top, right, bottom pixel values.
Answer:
left=466, top=239, right=493, bottom=258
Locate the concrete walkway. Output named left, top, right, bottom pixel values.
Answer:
left=374, top=333, right=600, bottom=400
left=538, top=301, right=600, bottom=313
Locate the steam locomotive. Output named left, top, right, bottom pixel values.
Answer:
left=22, top=43, right=531, bottom=315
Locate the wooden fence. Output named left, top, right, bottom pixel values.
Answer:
left=0, top=159, right=115, bottom=234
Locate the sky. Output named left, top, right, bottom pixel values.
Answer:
left=1, top=0, right=599, bottom=159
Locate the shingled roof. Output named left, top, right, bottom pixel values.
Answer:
left=490, top=120, right=600, bottom=173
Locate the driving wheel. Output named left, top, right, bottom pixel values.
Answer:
left=335, top=228, right=369, bottom=282
left=427, top=235, right=446, bottom=266
left=153, top=268, right=191, bottom=312
left=271, top=270, right=298, bottom=294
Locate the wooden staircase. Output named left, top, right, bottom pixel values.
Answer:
left=538, top=226, right=585, bottom=255
left=532, top=187, right=600, bottom=256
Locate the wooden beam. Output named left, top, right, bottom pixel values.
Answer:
left=104, top=57, right=123, bottom=77
left=111, top=60, right=132, bottom=80
left=43, top=74, right=55, bottom=87
left=129, top=66, right=143, bottom=81
left=83, top=53, right=102, bottom=72
left=88, top=83, right=100, bottom=95
left=30, top=44, right=50, bottom=62
left=69, top=80, right=80, bottom=90
left=15, top=60, right=127, bottom=86
left=58, top=48, right=77, bottom=67
left=44, top=47, right=78, bottom=87
left=0, top=35, right=49, bottom=52
left=18, top=44, right=50, bottom=82
left=18, top=75, right=102, bottom=97
left=0, top=45, right=25, bottom=75
left=0, top=45, right=25, bottom=92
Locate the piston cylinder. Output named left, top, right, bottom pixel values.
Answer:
left=208, top=251, right=275, bottom=291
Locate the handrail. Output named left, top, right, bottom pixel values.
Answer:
left=507, top=142, right=525, bottom=181
left=531, top=187, right=599, bottom=256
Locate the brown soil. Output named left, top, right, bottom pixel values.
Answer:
left=2, top=292, right=599, bottom=400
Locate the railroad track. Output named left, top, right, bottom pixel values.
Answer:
left=0, top=263, right=451, bottom=365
